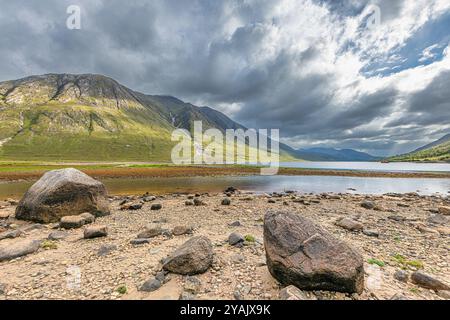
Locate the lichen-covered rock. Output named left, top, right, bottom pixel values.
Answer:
left=264, top=211, right=364, bottom=293
left=15, top=168, right=110, bottom=223
left=84, top=225, right=108, bottom=239
left=163, top=236, right=213, bottom=275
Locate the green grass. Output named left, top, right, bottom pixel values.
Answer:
left=392, top=254, right=424, bottom=270
left=244, top=234, right=256, bottom=243
left=116, top=285, right=127, bottom=295
left=367, top=258, right=385, bottom=267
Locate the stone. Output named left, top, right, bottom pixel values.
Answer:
left=184, top=276, right=202, bottom=294
left=437, top=290, right=450, bottom=299
left=411, top=271, right=450, bottom=291
left=264, top=211, right=364, bottom=294
left=394, top=270, right=409, bottom=283
left=0, top=283, right=6, bottom=295
left=151, top=203, right=162, bottom=210
left=228, top=232, right=244, bottom=246
left=388, top=215, right=406, bottom=222
left=438, top=206, right=450, bottom=216
left=0, top=211, right=11, bottom=219
left=172, top=226, right=193, bottom=236
left=130, top=238, right=150, bottom=245
left=15, top=168, right=110, bottom=223
left=228, top=221, right=241, bottom=227
left=143, top=196, right=156, bottom=202
left=0, top=229, right=23, bottom=241
left=80, top=212, right=96, bottom=224
left=47, top=230, right=68, bottom=241
left=97, top=244, right=117, bottom=256
left=362, top=229, right=379, bottom=237
left=163, top=236, right=213, bottom=275
left=137, top=224, right=162, bottom=238
left=140, top=278, right=162, bottom=292
left=221, top=198, right=231, bottom=206
left=0, top=239, right=41, bottom=262
left=335, top=217, right=364, bottom=232
left=427, top=214, right=448, bottom=225
left=390, top=293, right=410, bottom=300
left=279, top=285, right=317, bottom=300
left=83, top=225, right=108, bottom=239
left=361, top=200, right=375, bottom=209
left=185, top=201, right=194, bottom=206
left=60, top=215, right=86, bottom=229
left=179, top=291, right=196, bottom=300
left=193, top=199, right=206, bottom=206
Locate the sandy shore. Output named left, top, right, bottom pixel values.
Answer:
left=0, top=191, right=449, bottom=300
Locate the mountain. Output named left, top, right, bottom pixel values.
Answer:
left=294, top=147, right=380, bottom=161
left=389, top=134, right=450, bottom=162
left=0, top=73, right=297, bottom=161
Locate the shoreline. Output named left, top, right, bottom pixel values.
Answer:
left=0, top=191, right=449, bottom=300
left=0, top=165, right=450, bottom=182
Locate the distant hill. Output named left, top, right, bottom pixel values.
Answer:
left=389, top=134, right=450, bottom=162
left=0, top=73, right=298, bottom=162
left=294, top=147, right=380, bottom=161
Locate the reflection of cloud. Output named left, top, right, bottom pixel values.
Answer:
left=0, top=0, right=449, bottom=155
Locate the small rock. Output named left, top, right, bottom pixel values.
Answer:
left=0, top=239, right=41, bottom=262
left=79, top=212, right=95, bottom=224
left=179, top=291, right=196, bottom=300
left=185, top=201, right=194, bottom=206
left=172, top=226, right=193, bottom=236
left=193, top=199, right=205, bottom=206
left=137, top=224, right=162, bottom=238
left=184, top=276, right=202, bottom=294
left=394, top=270, right=409, bottom=283
left=437, top=290, right=450, bottom=299
left=228, top=221, right=241, bottom=227
left=151, top=204, right=162, bottom=210
left=411, top=271, right=450, bottom=291
left=362, top=229, right=379, bottom=237
left=390, top=293, right=409, bottom=300
left=279, top=285, right=317, bottom=300
left=228, top=232, right=244, bottom=246
left=140, top=278, right=162, bottom=292
left=143, top=196, right=156, bottom=202
left=163, top=236, right=214, bottom=275
left=268, top=199, right=276, bottom=204
left=47, top=230, right=68, bottom=241
left=60, top=215, right=86, bottom=229
left=83, top=225, right=108, bottom=239
left=427, top=214, right=448, bottom=225
left=221, top=198, right=231, bottom=206
left=388, top=215, right=406, bottom=222
left=336, top=217, right=364, bottom=232
left=97, top=244, right=117, bottom=256
left=0, top=283, right=6, bottom=295
left=130, top=238, right=150, bottom=245
left=361, top=201, right=375, bottom=209
left=0, top=229, right=23, bottom=241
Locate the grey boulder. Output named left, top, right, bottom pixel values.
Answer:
left=264, top=211, right=364, bottom=293
left=15, top=168, right=110, bottom=223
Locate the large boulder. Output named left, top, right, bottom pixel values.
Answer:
left=264, top=211, right=364, bottom=294
left=15, top=168, right=110, bottom=223
left=163, top=236, right=213, bottom=275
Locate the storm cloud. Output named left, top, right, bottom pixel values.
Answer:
left=0, top=0, right=450, bottom=156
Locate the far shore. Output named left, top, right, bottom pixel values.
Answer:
left=0, top=161, right=449, bottom=182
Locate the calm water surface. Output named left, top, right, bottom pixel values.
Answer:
left=280, top=161, right=450, bottom=172
left=1, top=175, right=449, bottom=199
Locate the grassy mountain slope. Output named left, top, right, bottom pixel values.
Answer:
left=389, top=134, right=450, bottom=162
left=0, top=73, right=297, bottom=162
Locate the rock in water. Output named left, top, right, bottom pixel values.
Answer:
left=15, top=168, right=110, bottom=223
left=264, top=211, right=364, bottom=293
left=163, top=236, right=213, bottom=275
left=0, top=239, right=41, bottom=262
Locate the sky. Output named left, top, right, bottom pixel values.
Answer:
left=0, top=0, right=450, bottom=156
